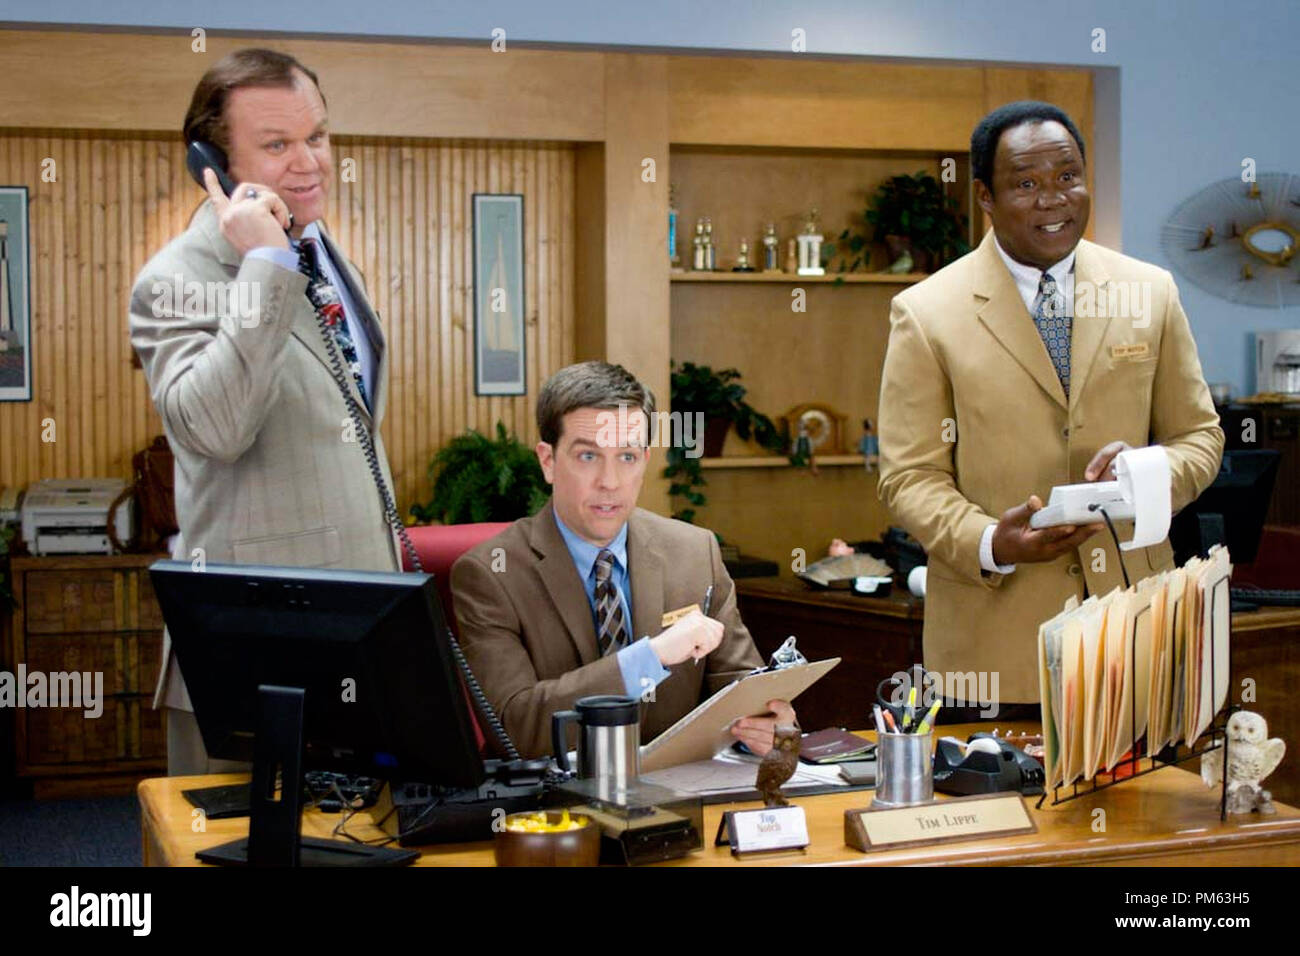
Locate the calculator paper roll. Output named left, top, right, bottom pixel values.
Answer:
left=1115, top=446, right=1171, bottom=551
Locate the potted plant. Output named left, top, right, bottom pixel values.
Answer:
left=864, top=170, right=970, bottom=273
left=663, top=362, right=790, bottom=523
left=409, top=422, right=550, bottom=525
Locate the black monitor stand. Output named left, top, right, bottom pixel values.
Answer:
left=196, top=685, right=418, bottom=867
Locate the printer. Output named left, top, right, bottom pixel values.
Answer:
left=20, top=478, right=132, bottom=556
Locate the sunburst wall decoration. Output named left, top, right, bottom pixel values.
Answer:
left=1160, top=172, right=1300, bottom=308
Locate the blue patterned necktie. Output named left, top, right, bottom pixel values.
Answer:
left=593, top=549, right=630, bottom=656
left=298, top=237, right=370, bottom=409
left=1033, top=271, right=1071, bottom=397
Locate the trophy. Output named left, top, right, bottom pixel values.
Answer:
left=796, top=208, right=824, bottom=276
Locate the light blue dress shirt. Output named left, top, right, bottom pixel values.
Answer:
left=247, top=222, right=377, bottom=405
left=552, top=510, right=670, bottom=699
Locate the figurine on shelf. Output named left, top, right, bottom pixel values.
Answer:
left=1201, top=710, right=1286, bottom=815
left=762, top=222, right=780, bottom=272
left=857, top=418, right=879, bottom=472
left=885, top=246, right=914, bottom=274
left=668, top=183, right=680, bottom=268
left=784, top=237, right=798, bottom=273
left=704, top=217, right=717, bottom=271
left=692, top=219, right=707, bottom=271
left=732, top=237, right=755, bottom=272
left=792, top=418, right=812, bottom=460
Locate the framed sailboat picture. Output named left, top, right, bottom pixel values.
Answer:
left=0, top=186, right=32, bottom=402
left=472, top=193, right=526, bottom=396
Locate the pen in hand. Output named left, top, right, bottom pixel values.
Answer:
left=695, top=585, right=714, bottom=666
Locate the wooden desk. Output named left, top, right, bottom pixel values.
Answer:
left=138, top=722, right=1300, bottom=867
left=735, top=575, right=923, bottom=731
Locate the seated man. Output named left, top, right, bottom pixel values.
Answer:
left=452, top=360, right=795, bottom=759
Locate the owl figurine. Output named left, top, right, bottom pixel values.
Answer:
left=756, top=722, right=802, bottom=807
left=1201, top=710, right=1286, bottom=815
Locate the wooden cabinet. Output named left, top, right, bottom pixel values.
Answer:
left=6, top=555, right=166, bottom=796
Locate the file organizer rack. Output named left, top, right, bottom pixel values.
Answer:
left=1034, top=571, right=1233, bottom=821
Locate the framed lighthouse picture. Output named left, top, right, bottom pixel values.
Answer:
left=0, top=186, right=31, bottom=402
left=472, top=193, right=526, bottom=396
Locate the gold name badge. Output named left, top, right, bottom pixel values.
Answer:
left=1110, top=342, right=1151, bottom=360
left=661, top=604, right=701, bottom=628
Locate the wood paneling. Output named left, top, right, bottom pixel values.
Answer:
left=0, top=30, right=605, bottom=141
left=0, top=132, right=577, bottom=513
left=669, top=56, right=987, bottom=151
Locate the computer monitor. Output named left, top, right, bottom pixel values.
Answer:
left=149, top=560, right=487, bottom=865
left=1169, top=449, right=1281, bottom=565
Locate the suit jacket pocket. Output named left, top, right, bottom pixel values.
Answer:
left=231, top=526, right=342, bottom=567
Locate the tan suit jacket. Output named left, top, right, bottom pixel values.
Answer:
left=450, top=501, right=764, bottom=758
left=129, top=201, right=400, bottom=711
left=877, top=232, right=1224, bottom=702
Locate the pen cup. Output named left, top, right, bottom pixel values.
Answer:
left=872, top=730, right=934, bottom=808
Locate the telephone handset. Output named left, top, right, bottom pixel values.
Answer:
left=186, top=141, right=294, bottom=232
left=185, top=140, right=519, bottom=760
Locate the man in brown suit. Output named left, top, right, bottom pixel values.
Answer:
left=877, top=101, right=1223, bottom=716
left=451, top=361, right=794, bottom=759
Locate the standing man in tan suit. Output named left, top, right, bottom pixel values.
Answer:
left=877, top=101, right=1223, bottom=717
left=451, top=361, right=794, bottom=759
left=129, top=50, right=401, bottom=773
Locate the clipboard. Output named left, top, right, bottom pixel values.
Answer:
left=639, top=658, right=840, bottom=772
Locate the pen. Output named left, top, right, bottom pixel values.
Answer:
left=695, top=585, right=714, bottom=666
left=903, top=686, right=917, bottom=731
left=915, top=700, right=942, bottom=735
left=872, top=704, right=886, bottom=736
left=882, top=709, right=899, bottom=734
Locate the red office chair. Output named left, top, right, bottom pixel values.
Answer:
left=402, top=522, right=512, bottom=753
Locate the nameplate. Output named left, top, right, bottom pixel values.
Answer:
left=715, top=806, right=809, bottom=856
left=844, top=792, right=1035, bottom=853
left=1110, top=342, right=1150, bottom=360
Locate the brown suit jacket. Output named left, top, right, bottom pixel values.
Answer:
left=450, top=501, right=764, bottom=758
left=877, top=232, right=1224, bottom=703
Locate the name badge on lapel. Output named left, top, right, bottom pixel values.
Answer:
left=1110, top=342, right=1150, bottom=360
left=661, top=604, right=701, bottom=628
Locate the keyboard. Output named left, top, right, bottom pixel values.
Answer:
left=1230, top=587, right=1300, bottom=609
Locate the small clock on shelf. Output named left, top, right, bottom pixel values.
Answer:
left=781, top=403, right=848, bottom=455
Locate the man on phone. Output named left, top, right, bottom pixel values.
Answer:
left=129, top=48, right=400, bottom=774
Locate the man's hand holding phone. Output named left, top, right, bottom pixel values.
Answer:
left=203, top=167, right=293, bottom=257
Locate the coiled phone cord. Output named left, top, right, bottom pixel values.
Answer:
left=313, top=309, right=521, bottom=762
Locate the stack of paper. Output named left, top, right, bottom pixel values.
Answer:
left=1037, top=545, right=1232, bottom=790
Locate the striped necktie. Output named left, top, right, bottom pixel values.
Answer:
left=593, top=549, right=630, bottom=655
left=1033, top=271, right=1071, bottom=397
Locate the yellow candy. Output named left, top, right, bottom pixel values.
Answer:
left=504, top=810, right=585, bottom=833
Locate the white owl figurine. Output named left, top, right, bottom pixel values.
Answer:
left=1201, top=710, right=1286, bottom=815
